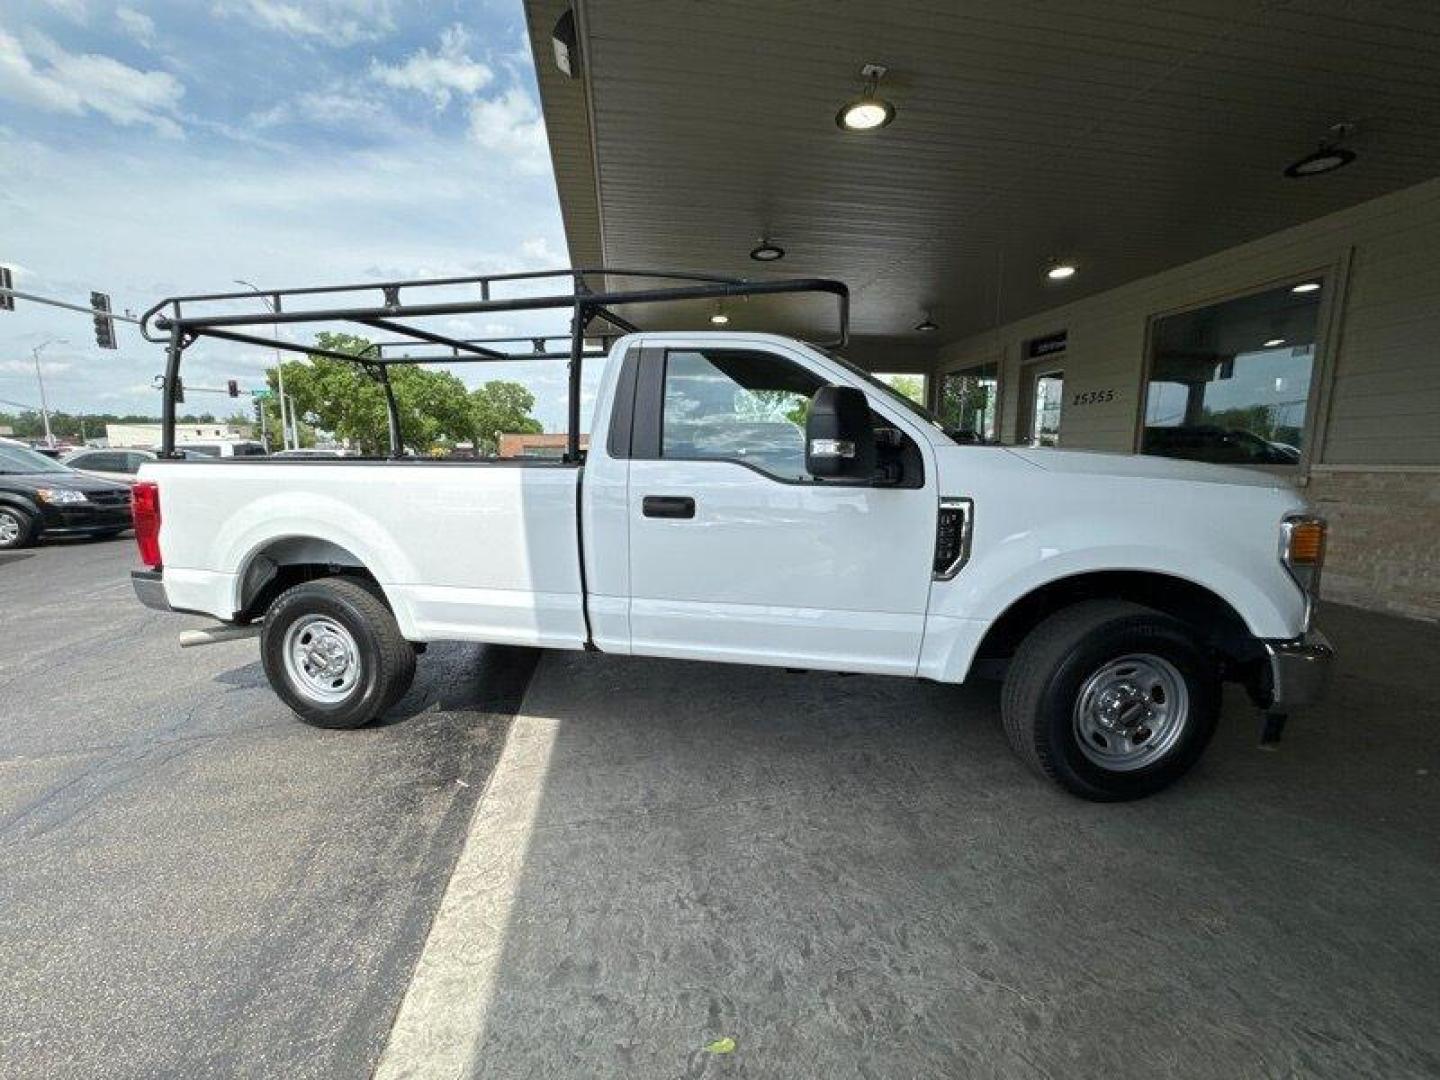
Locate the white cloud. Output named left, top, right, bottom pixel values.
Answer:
left=115, top=7, right=157, bottom=48
left=370, top=24, right=492, bottom=108
left=519, top=236, right=562, bottom=266
left=0, top=29, right=184, bottom=136
left=251, top=87, right=387, bottom=129
left=39, top=0, right=88, bottom=23
left=467, top=89, right=548, bottom=174
left=0, top=358, right=72, bottom=376
left=212, top=0, right=396, bottom=47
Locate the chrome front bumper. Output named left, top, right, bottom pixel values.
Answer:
left=1262, top=628, right=1335, bottom=710
left=131, top=569, right=173, bottom=612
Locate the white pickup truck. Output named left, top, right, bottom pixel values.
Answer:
left=131, top=270, right=1332, bottom=801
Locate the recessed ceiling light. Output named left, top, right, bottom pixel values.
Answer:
left=1284, top=147, right=1356, bottom=178
left=1264, top=338, right=1286, bottom=348
left=915, top=317, right=938, bottom=332
left=837, top=63, right=895, bottom=131
left=1284, top=123, right=1358, bottom=179
left=709, top=310, right=729, bottom=326
left=749, top=239, right=785, bottom=262
left=1045, top=260, right=1077, bottom=281
left=1291, top=281, right=1321, bottom=294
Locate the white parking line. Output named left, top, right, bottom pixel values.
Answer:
left=374, top=678, right=559, bottom=1080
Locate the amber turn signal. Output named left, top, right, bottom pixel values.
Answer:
left=1287, top=520, right=1326, bottom=564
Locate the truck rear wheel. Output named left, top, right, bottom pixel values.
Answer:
left=261, top=577, right=416, bottom=729
left=1001, top=600, right=1219, bottom=801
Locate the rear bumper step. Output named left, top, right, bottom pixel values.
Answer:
left=131, top=569, right=171, bottom=612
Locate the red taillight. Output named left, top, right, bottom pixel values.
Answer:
left=132, top=481, right=162, bottom=569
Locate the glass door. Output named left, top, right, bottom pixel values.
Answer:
left=1023, top=365, right=1065, bottom=446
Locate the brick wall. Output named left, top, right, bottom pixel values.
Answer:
left=1306, top=469, right=1440, bottom=621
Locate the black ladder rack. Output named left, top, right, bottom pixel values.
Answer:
left=140, top=267, right=849, bottom=460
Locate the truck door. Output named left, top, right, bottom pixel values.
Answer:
left=622, top=343, right=937, bottom=675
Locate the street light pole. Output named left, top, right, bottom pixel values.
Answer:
left=31, top=339, right=67, bottom=447
left=234, top=279, right=292, bottom=451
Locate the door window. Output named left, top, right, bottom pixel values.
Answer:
left=661, top=349, right=825, bottom=480
left=79, top=452, right=126, bottom=472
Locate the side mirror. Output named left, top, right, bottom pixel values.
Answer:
left=805, top=384, right=876, bottom=480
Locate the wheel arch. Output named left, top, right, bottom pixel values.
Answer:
left=233, top=535, right=395, bottom=626
left=970, top=569, right=1263, bottom=677
left=0, top=492, right=40, bottom=515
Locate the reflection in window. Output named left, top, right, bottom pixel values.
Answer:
left=661, top=349, right=824, bottom=480
left=1143, top=282, right=1321, bottom=466
left=940, top=363, right=998, bottom=442
left=872, top=373, right=927, bottom=406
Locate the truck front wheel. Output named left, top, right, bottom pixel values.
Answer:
left=261, top=577, right=416, bottom=729
left=1001, top=600, right=1219, bottom=801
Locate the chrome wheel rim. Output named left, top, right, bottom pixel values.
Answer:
left=0, top=511, right=20, bottom=545
left=1073, top=653, right=1189, bottom=772
left=282, top=617, right=361, bottom=703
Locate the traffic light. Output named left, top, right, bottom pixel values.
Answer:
left=0, top=266, right=13, bottom=311
left=227, top=379, right=239, bottom=398
left=91, top=291, right=117, bottom=349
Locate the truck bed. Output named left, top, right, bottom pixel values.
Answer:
left=143, top=460, right=587, bottom=648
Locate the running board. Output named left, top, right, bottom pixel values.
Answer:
left=179, top=624, right=261, bottom=648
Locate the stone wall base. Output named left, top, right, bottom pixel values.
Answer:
left=1306, top=470, right=1440, bottom=622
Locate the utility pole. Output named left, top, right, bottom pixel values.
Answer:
left=234, top=280, right=293, bottom=451
left=31, top=339, right=67, bottom=447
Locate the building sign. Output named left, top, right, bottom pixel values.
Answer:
left=1027, top=330, right=1067, bottom=358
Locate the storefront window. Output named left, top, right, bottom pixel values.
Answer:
left=1142, top=281, right=1322, bottom=466
left=940, top=363, right=998, bottom=442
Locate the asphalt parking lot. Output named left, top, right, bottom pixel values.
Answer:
left=4, top=537, right=1439, bottom=1079
left=0, top=536, right=535, bottom=1079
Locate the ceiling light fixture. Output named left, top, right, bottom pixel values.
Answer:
left=551, top=8, right=579, bottom=78
left=1264, top=338, right=1286, bottom=348
left=915, top=316, right=938, bottom=332
left=837, top=63, right=895, bottom=131
left=1291, top=281, right=1321, bottom=294
left=1045, top=259, right=1077, bottom=281
left=1284, top=122, right=1357, bottom=178
left=749, top=239, right=785, bottom=262
left=709, top=307, right=730, bottom=326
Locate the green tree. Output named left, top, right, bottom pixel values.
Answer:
left=469, top=380, right=542, bottom=453
left=882, top=374, right=925, bottom=405
left=262, top=332, right=542, bottom=455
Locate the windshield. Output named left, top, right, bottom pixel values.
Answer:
left=0, top=443, right=71, bottom=475
left=829, top=354, right=945, bottom=430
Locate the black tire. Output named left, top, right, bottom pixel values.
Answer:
left=0, top=505, right=36, bottom=550
left=261, top=577, right=416, bottom=729
left=1001, top=600, right=1220, bottom=801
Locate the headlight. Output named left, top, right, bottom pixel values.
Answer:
left=1280, top=514, right=1326, bottom=628
left=35, top=488, right=90, bottom=505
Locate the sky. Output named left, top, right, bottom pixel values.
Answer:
left=0, top=0, right=595, bottom=431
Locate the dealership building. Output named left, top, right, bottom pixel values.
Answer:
left=524, top=0, right=1439, bottom=620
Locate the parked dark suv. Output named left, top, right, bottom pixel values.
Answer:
left=0, top=440, right=133, bottom=549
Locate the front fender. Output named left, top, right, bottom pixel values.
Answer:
left=921, top=496, right=1305, bottom=684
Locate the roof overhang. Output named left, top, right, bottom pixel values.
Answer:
left=525, top=0, right=1440, bottom=350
